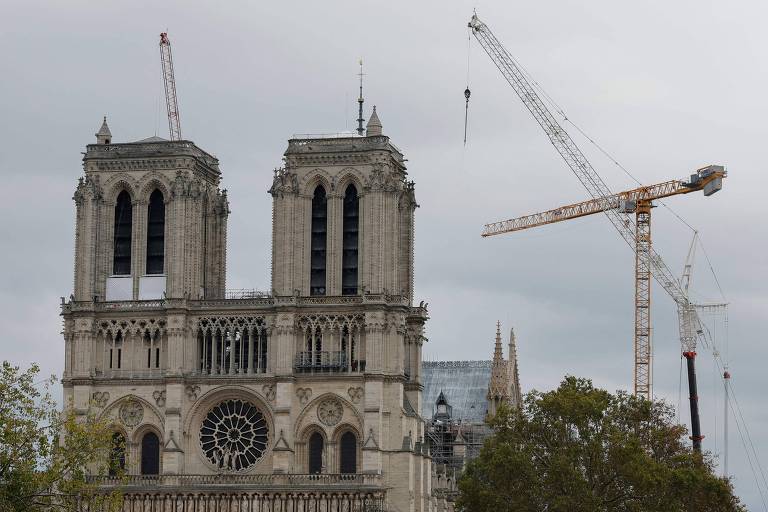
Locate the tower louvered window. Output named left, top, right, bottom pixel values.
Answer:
left=339, top=431, right=357, bottom=473
left=308, top=432, right=324, bottom=474
left=342, top=184, right=359, bottom=295
left=310, top=185, right=327, bottom=296
left=146, top=189, right=165, bottom=275
left=113, top=191, right=132, bottom=275
left=140, top=432, right=160, bottom=475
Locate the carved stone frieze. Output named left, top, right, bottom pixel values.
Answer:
left=347, top=387, right=364, bottom=404
left=91, top=391, right=110, bottom=408
left=152, top=390, right=166, bottom=407
left=185, top=385, right=201, bottom=401
left=296, top=387, right=312, bottom=405
left=262, top=384, right=276, bottom=402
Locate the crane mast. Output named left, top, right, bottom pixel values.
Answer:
left=159, top=32, right=182, bottom=141
left=483, top=168, right=725, bottom=451
left=469, top=14, right=717, bottom=415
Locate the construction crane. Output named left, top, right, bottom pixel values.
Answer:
left=483, top=169, right=725, bottom=450
left=159, top=32, right=182, bottom=141
left=468, top=14, right=725, bottom=450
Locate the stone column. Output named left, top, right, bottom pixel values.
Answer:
left=272, top=380, right=293, bottom=473
left=165, top=310, right=187, bottom=376
left=326, top=192, right=343, bottom=296
left=162, top=381, right=184, bottom=474
left=364, top=312, right=385, bottom=373
left=131, top=199, right=146, bottom=300
left=361, top=377, right=383, bottom=474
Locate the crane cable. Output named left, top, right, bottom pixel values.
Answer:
left=501, top=38, right=768, bottom=503
left=464, top=26, right=472, bottom=146
left=510, top=52, right=704, bottom=236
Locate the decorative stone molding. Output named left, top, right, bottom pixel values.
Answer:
left=347, top=387, right=363, bottom=404
left=317, top=397, right=343, bottom=427
left=73, top=175, right=103, bottom=205
left=91, top=391, right=110, bottom=408
left=296, top=387, right=312, bottom=405
left=185, top=385, right=201, bottom=401
left=262, top=384, right=276, bottom=403
left=363, top=428, right=379, bottom=450
left=268, top=168, right=299, bottom=197
left=119, top=400, right=144, bottom=427
left=152, top=390, right=166, bottom=407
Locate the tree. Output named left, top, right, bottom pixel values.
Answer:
left=457, top=376, right=744, bottom=512
left=0, top=361, right=122, bottom=511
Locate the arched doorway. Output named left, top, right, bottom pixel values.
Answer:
left=308, top=432, right=324, bottom=474
left=339, top=431, right=357, bottom=474
left=140, top=431, right=160, bottom=475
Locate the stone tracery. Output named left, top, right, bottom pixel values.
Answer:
left=199, top=398, right=269, bottom=472
left=196, top=316, right=269, bottom=375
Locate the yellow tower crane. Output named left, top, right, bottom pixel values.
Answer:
left=483, top=166, right=726, bottom=450
left=469, top=13, right=727, bottom=451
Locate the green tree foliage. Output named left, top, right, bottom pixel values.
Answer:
left=0, top=361, right=122, bottom=511
left=457, top=376, right=744, bottom=512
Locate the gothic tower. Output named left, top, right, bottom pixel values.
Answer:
left=270, top=105, right=416, bottom=300
left=62, top=111, right=432, bottom=511
left=72, top=121, right=228, bottom=304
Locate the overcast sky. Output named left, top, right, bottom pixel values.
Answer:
left=1, top=0, right=766, bottom=507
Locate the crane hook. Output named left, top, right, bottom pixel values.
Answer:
left=464, top=87, right=471, bottom=145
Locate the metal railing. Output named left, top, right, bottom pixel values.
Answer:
left=294, top=352, right=366, bottom=373
left=224, top=289, right=272, bottom=300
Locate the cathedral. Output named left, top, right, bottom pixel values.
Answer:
left=62, top=107, right=519, bottom=511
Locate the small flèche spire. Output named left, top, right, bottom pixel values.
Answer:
left=95, top=116, right=112, bottom=145
left=366, top=105, right=382, bottom=136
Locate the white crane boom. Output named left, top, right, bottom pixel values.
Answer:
left=469, top=14, right=714, bottom=403
left=159, top=32, right=182, bottom=141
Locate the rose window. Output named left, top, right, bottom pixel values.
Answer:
left=199, top=399, right=269, bottom=471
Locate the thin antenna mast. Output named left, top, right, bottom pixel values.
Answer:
left=357, top=59, right=365, bottom=135
left=159, top=32, right=182, bottom=141
left=724, top=368, right=730, bottom=477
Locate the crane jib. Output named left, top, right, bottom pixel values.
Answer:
left=469, top=12, right=725, bottom=416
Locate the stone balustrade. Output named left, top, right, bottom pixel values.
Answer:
left=87, top=473, right=383, bottom=489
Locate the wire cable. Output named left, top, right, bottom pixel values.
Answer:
left=677, top=354, right=683, bottom=424
left=511, top=54, right=703, bottom=236
left=697, top=235, right=728, bottom=302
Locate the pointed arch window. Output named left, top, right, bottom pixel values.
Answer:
left=342, top=184, right=359, bottom=295
left=146, top=189, right=165, bottom=275
left=140, top=432, right=160, bottom=475
left=339, top=431, right=357, bottom=474
left=113, top=191, right=132, bottom=275
left=308, top=432, right=324, bottom=474
left=310, top=185, right=327, bottom=296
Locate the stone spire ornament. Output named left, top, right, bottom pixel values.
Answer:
left=487, top=321, right=510, bottom=417
left=493, top=320, right=503, bottom=362
left=366, top=106, right=382, bottom=136
left=95, top=116, right=112, bottom=145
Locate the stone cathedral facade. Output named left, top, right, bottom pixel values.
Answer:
left=61, top=111, right=444, bottom=510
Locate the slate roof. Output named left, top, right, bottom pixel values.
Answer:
left=421, top=360, right=492, bottom=424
